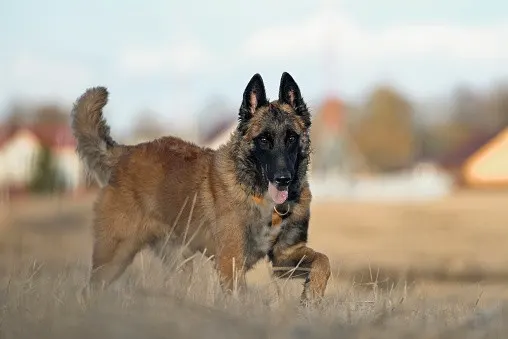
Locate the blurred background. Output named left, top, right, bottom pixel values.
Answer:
left=1, top=0, right=508, bottom=288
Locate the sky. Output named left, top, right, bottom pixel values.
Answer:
left=0, top=0, right=507, bottom=135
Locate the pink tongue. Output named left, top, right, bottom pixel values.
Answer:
left=268, top=182, right=288, bottom=204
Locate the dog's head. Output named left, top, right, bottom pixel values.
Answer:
left=236, top=72, right=311, bottom=204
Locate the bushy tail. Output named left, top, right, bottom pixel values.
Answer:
left=71, top=87, right=126, bottom=187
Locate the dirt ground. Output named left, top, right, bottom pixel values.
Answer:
left=2, top=190, right=508, bottom=338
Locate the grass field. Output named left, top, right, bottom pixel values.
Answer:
left=1, top=190, right=508, bottom=338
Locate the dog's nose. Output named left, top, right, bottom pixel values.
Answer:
left=274, top=174, right=292, bottom=187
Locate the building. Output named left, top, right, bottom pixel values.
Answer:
left=462, top=127, right=508, bottom=188
left=0, top=127, right=41, bottom=190
left=0, top=123, right=85, bottom=196
left=436, top=128, right=503, bottom=187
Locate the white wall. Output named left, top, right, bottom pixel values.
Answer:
left=0, top=130, right=40, bottom=187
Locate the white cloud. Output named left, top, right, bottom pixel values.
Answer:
left=241, top=9, right=508, bottom=62
left=118, top=39, right=211, bottom=77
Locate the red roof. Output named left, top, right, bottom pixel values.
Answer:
left=0, top=123, right=76, bottom=150
left=30, top=124, right=76, bottom=149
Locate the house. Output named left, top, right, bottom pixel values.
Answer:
left=462, top=127, right=508, bottom=188
left=0, top=127, right=41, bottom=189
left=32, top=123, right=84, bottom=192
left=436, top=128, right=503, bottom=187
left=0, top=123, right=85, bottom=196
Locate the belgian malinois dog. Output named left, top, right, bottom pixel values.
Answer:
left=71, top=72, right=330, bottom=304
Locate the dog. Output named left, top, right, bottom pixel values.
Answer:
left=71, top=72, right=330, bottom=304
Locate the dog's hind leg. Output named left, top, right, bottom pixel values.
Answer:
left=88, top=233, right=142, bottom=291
left=84, top=188, right=147, bottom=293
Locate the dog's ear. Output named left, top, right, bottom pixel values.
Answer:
left=279, top=72, right=303, bottom=108
left=279, top=72, right=311, bottom=127
left=239, top=73, right=268, bottom=122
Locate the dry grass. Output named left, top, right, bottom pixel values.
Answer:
left=310, top=190, right=508, bottom=285
left=1, top=191, right=508, bottom=338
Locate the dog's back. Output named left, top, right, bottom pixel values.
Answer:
left=107, top=136, right=216, bottom=220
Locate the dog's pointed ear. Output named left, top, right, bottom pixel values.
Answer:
left=279, top=72, right=303, bottom=108
left=279, top=72, right=311, bottom=127
left=239, top=73, right=268, bottom=122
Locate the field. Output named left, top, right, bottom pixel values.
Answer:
left=1, top=190, right=508, bottom=338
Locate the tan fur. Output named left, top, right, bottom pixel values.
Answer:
left=70, top=87, right=126, bottom=187
left=72, top=83, right=330, bottom=304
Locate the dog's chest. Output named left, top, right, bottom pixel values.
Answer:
left=244, top=204, right=284, bottom=268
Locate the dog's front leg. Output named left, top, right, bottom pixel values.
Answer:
left=270, top=242, right=331, bottom=305
left=214, top=234, right=247, bottom=295
left=215, top=254, right=246, bottom=295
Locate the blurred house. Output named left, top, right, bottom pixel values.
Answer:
left=462, top=128, right=508, bottom=188
left=437, top=129, right=502, bottom=187
left=0, top=123, right=84, bottom=196
left=0, top=127, right=40, bottom=190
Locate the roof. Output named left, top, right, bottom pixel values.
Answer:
left=462, top=127, right=508, bottom=187
left=437, top=129, right=502, bottom=169
left=30, top=124, right=76, bottom=149
left=0, top=123, right=76, bottom=150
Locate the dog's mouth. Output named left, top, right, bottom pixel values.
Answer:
left=268, top=182, right=288, bottom=204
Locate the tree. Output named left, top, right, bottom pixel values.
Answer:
left=452, top=86, right=483, bottom=129
left=450, top=84, right=508, bottom=133
left=3, top=101, right=30, bottom=127
left=488, top=83, right=508, bottom=129
left=29, top=146, right=65, bottom=194
left=353, top=86, right=416, bottom=172
left=33, top=104, right=69, bottom=125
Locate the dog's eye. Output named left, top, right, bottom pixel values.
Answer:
left=288, top=135, right=296, bottom=144
left=258, top=137, right=270, bottom=147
